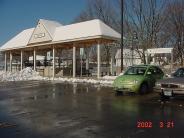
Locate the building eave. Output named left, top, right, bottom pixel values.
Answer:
left=0, top=35, right=120, bottom=52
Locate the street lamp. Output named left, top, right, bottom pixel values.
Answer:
left=131, top=31, right=138, bottom=66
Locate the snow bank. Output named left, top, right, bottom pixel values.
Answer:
left=0, top=67, right=114, bottom=86
left=0, top=67, right=43, bottom=81
left=101, top=70, right=125, bottom=80
left=54, top=77, right=113, bottom=86
left=102, top=76, right=117, bottom=80
left=118, top=72, right=124, bottom=76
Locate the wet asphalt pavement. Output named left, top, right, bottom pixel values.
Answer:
left=0, top=81, right=184, bottom=138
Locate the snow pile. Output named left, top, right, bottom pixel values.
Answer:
left=102, top=75, right=117, bottom=80
left=0, top=67, right=43, bottom=81
left=118, top=72, right=124, bottom=76
left=0, top=71, right=4, bottom=76
left=54, top=77, right=113, bottom=86
left=0, top=67, right=116, bottom=86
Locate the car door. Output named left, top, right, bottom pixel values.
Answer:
left=148, top=66, right=164, bottom=86
left=145, top=67, right=156, bottom=87
left=154, top=66, right=164, bottom=80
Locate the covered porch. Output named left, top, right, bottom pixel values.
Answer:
left=1, top=19, right=120, bottom=79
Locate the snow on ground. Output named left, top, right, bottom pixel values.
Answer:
left=0, top=67, right=43, bottom=81
left=0, top=67, right=118, bottom=86
left=101, top=70, right=124, bottom=80
left=0, top=71, right=4, bottom=76
left=54, top=77, right=114, bottom=86
left=101, top=76, right=117, bottom=80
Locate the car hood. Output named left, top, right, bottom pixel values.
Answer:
left=114, top=75, right=144, bottom=83
left=158, top=77, right=184, bottom=84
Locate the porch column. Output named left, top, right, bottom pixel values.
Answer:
left=110, top=57, right=113, bottom=75
left=10, top=51, right=12, bottom=72
left=52, top=46, right=55, bottom=78
left=4, top=52, right=7, bottom=72
left=20, top=50, right=23, bottom=70
left=171, top=49, right=173, bottom=72
left=33, top=48, right=36, bottom=71
left=111, top=50, right=115, bottom=75
left=73, top=44, right=76, bottom=78
left=152, top=54, right=155, bottom=64
left=86, top=49, right=89, bottom=70
left=97, top=41, right=101, bottom=79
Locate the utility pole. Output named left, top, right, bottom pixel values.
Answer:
left=121, top=0, right=124, bottom=71
left=131, top=40, right=134, bottom=66
left=132, top=31, right=138, bottom=66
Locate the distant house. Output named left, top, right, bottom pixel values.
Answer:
left=115, top=48, right=174, bottom=74
left=115, top=49, right=142, bottom=74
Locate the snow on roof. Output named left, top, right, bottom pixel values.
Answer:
left=0, top=19, right=120, bottom=51
left=39, top=19, right=62, bottom=38
left=115, top=48, right=173, bottom=59
left=53, top=19, right=120, bottom=42
left=0, top=28, right=34, bottom=51
left=147, top=48, right=173, bottom=54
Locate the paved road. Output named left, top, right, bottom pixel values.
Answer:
left=0, top=81, right=184, bottom=138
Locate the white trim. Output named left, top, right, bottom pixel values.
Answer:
left=147, top=48, right=173, bottom=54
left=0, top=35, right=119, bottom=52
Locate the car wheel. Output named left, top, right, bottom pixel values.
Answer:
left=160, top=92, right=170, bottom=100
left=115, top=90, right=123, bottom=96
left=139, top=83, right=148, bottom=95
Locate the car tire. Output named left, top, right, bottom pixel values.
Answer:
left=160, top=92, right=170, bottom=100
left=115, top=90, right=123, bottom=96
left=139, top=83, right=148, bottom=95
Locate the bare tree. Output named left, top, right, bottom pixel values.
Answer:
left=74, top=0, right=120, bottom=67
left=163, top=0, right=184, bottom=66
left=74, top=0, right=176, bottom=67
left=124, top=0, right=167, bottom=64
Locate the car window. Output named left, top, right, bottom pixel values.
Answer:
left=173, top=68, right=184, bottom=77
left=124, top=67, right=147, bottom=75
left=155, top=67, right=163, bottom=74
left=148, top=67, right=163, bottom=75
left=147, top=67, right=156, bottom=75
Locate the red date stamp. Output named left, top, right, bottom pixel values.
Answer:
left=137, top=121, right=174, bottom=128
left=137, top=121, right=152, bottom=128
left=159, top=121, right=174, bottom=128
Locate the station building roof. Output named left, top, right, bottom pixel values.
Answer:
left=0, top=19, right=120, bottom=51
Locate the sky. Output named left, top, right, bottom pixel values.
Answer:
left=0, top=0, right=87, bottom=46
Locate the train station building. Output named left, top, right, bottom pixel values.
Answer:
left=0, top=19, right=120, bottom=78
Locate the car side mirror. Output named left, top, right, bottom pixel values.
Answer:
left=147, top=71, right=152, bottom=75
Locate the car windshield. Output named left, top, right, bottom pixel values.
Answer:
left=124, top=66, right=147, bottom=75
left=173, top=68, right=184, bottom=77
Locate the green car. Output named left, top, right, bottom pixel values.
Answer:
left=113, top=65, right=164, bottom=94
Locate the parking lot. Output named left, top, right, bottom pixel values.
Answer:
left=0, top=81, right=184, bottom=138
